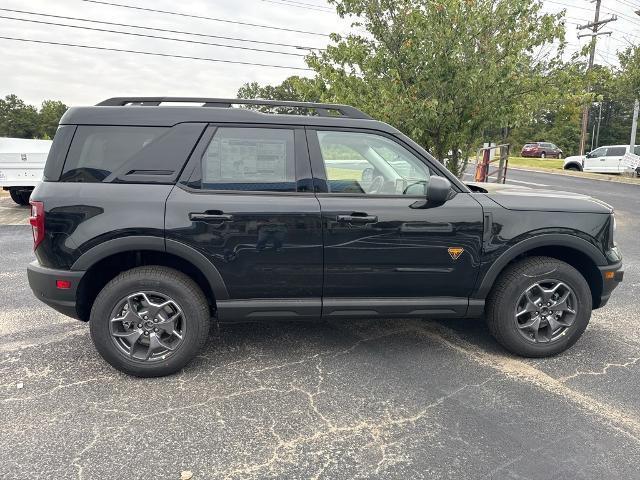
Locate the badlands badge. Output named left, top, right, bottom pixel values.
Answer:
left=448, top=247, right=464, bottom=260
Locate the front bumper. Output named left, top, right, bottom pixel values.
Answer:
left=27, top=261, right=85, bottom=319
left=596, top=261, right=624, bottom=309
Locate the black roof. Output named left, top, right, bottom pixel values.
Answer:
left=60, top=97, right=397, bottom=133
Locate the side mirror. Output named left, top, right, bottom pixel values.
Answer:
left=585, top=152, right=593, bottom=158
left=410, top=176, right=452, bottom=209
left=361, top=167, right=374, bottom=183
left=427, top=176, right=452, bottom=205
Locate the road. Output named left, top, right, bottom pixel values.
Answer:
left=1, top=171, right=639, bottom=480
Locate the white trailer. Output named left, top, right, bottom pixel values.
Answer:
left=0, top=137, right=52, bottom=205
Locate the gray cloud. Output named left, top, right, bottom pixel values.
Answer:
left=0, top=0, right=637, bottom=107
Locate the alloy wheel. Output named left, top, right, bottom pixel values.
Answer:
left=109, top=291, right=185, bottom=362
left=514, top=280, right=577, bottom=344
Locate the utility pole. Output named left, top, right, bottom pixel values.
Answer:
left=577, top=1, right=617, bottom=156
left=595, top=102, right=602, bottom=148
left=631, top=99, right=639, bottom=152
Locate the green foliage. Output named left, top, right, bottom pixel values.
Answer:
left=618, top=44, right=640, bottom=102
left=304, top=0, right=569, bottom=176
left=0, top=94, right=68, bottom=139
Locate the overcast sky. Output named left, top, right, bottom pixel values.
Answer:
left=1, top=0, right=639, bottom=108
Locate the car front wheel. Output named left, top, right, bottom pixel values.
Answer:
left=90, top=266, right=210, bottom=377
left=540, top=152, right=546, bottom=158
left=486, top=256, right=592, bottom=357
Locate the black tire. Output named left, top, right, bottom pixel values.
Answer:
left=90, top=266, right=210, bottom=377
left=565, top=165, right=580, bottom=172
left=9, top=189, right=31, bottom=206
left=486, top=256, right=592, bottom=358
left=557, top=153, right=562, bottom=159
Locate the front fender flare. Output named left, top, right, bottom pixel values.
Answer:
left=473, top=233, right=607, bottom=299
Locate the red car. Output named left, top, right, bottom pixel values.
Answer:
left=521, top=142, right=563, bottom=159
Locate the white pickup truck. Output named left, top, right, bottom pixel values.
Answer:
left=0, top=137, right=52, bottom=205
left=563, top=144, right=640, bottom=174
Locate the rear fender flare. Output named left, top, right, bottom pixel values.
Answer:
left=71, top=236, right=229, bottom=300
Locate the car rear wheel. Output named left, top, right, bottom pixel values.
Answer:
left=90, top=266, right=210, bottom=377
left=9, top=188, right=31, bottom=206
left=486, top=256, right=592, bottom=357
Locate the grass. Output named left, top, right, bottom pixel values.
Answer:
left=506, top=156, right=564, bottom=170
left=326, top=167, right=362, bottom=180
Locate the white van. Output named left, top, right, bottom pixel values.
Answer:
left=0, top=137, right=52, bottom=205
left=564, top=145, right=640, bottom=174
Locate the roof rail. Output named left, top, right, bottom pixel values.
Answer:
left=96, top=97, right=372, bottom=120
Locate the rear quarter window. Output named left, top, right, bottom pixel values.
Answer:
left=60, top=126, right=167, bottom=182
left=43, top=125, right=76, bottom=181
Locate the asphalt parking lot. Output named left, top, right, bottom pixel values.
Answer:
left=1, top=172, right=639, bottom=480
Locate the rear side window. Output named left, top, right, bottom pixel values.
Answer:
left=61, top=126, right=167, bottom=182
left=606, top=147, right=626, bottom=157
left=635, top=146, right=640, bottom=156
left=199, top=127, right=296, bottom=192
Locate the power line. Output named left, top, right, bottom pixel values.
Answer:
left=0, top=14, right=307, bottom=57
left=0, top=7, right=324, bottom=50
left=0, top=36, right=314, bottom=70
left=258, top=0, right=333, bottom=13
left=80, top=0, right=330, bottom=37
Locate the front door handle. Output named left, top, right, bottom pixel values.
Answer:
left=190, top=212, right=234, bottom=222
left=337, top=213, right=378, bottom=223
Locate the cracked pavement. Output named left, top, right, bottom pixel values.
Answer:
left=1, top=171, right=640, bottom=480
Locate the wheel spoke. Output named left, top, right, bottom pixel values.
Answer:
left=518, top=315, right=540, bottom=330
left=112, top=329, right=142, bottom=346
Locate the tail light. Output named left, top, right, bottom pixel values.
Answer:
left=29, top=201, right=45, bottom=250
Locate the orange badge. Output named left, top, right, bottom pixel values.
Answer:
left=448, top=247, right=464, bottom=260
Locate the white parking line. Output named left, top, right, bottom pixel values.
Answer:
left=506, top=179, right=550, bottom=187
left=463, top=173, right=550, bottom=188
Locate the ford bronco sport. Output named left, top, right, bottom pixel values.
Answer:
left=27, top=97, right=623, bottom=377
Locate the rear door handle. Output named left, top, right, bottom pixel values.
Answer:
left=190, top=212, right=233, bottom=222
left=337, top=214, right=378, bottom=223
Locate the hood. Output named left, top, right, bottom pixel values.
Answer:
left=465, top=182, right=613, bottom=214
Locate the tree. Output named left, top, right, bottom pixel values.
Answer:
left=39, top=100, right=68, bottom=139
left=0, top=94, right=40, bottom=138
left=305, top=0, right=568, bottom=175
left=0, top=94, right=68, bottom=139
left=618, top=44, right=640, bottom=102
left=238, top=76, right=325, bottom=113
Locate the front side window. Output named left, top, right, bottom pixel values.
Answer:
left=316, top=131, right=430, bottom=195
left=200, top=127, right=296, bottom=192
left=61, top=126, right=167, bottom=182
left=589, top=147, right=606, bottom=158
left=606, top=147, right=626, bottom=157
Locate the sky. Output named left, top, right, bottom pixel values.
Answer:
left=0, top=0, right=639, bottom=108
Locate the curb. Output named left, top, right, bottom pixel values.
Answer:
left=508, top=166, right=640, bottom=186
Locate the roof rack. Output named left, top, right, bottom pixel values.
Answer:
left=96, top=97, right=372, bottom=120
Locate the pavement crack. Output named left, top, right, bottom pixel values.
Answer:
left=558, top=357, right=640, bottom=382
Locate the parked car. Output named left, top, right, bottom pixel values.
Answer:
left=27, top=97, right=623, bottom=377
left=0, top=137, right=51, bottom=205
left=520, top=142, right=563, bottom=159
left=563, top=145, right=640, bottom=174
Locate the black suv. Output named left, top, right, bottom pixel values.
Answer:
left=27, top=97, right=623, bottom=377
